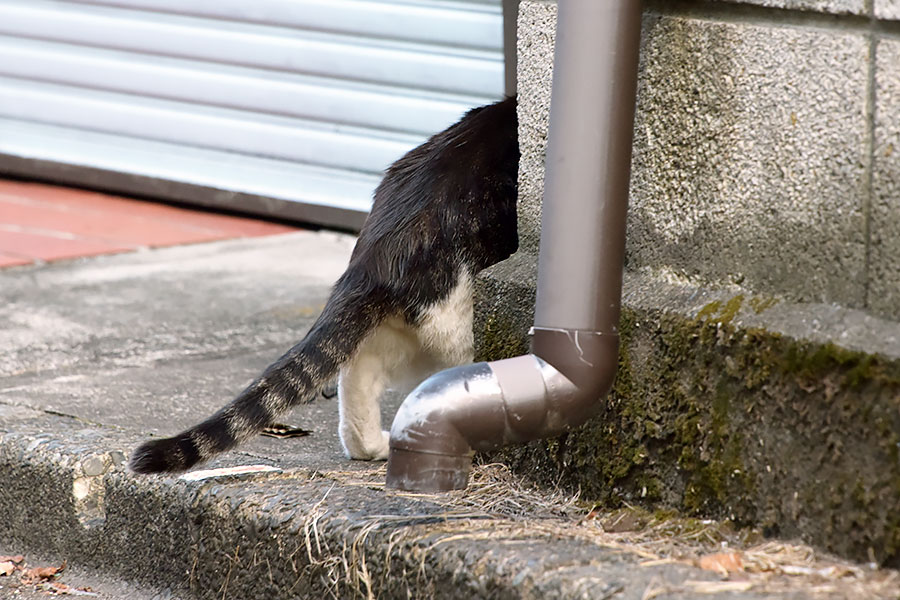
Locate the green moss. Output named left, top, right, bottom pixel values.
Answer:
left=718, top=294, right=745, bottom=325
left=711, top=381, right=730, bottom=436
left=748, top=296, right=779, bottom=314
left=698, top=293, right=781, bottom=324
left=696, top=300, right=722, bottom=321
left=472, top=268, right=536, bottom=363
left=475, top=314, right=530, bottom=362
left=777, top=340, right=900, bottom=388
left=695, top=294, right=745, bottom=326
left=477, top=280, right=900, bottom=563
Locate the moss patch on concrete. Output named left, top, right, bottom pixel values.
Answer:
left=476, top=280, right=900, bottom=565
left=473, top=254, right=537, bottom=363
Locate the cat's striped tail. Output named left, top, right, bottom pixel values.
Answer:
left=129, top=272, right=388, bottom=474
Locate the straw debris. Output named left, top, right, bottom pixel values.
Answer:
left=290, top=462, right=900, bottom=599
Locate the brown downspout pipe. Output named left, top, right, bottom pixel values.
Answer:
left=385, top=0, right=643, bottom=492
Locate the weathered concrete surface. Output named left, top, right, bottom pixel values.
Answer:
left=514, top=0, right=555, bottom=255
left=870, top=38, right=900, bottom=320
left=630, top=16, right=869, bottom=308
left=476, top=253, right=900, bottom=565
left=714, top=0, right=866, bottom=14
left=1, top=234, right=822, bottom=599
left=0, top=232, right=363, bottom=472
left=876, top=0, right=900, bottom=18
left=518, top=1, right=872, bottom=308
left=474, top=252, right=538, bottom=362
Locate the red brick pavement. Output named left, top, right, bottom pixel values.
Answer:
left=0, top=180, right=301, bottom=267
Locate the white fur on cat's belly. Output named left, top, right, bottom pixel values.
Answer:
left=338, top=271, right=475, bottom=460
left=416, top=270, right=474, bottom=365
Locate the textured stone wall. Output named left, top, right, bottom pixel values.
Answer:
left=516, top=0, right=900, bottom=321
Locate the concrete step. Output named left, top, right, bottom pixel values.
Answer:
left=475, top=252, right=900, bottom=566
left=4, top=405, right=898, bottom=599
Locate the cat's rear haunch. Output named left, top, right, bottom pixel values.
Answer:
left=129, top=96, right=519, bottom=474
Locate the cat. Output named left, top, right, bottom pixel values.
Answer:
left=129, top=96, right=519, bottom=474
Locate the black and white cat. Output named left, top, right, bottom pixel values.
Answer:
left=129, top=96, right=519, bottom=474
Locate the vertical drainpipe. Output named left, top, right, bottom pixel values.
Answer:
left=385, top=0, right=643, bottom=492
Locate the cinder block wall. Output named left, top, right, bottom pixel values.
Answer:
left=476, top=0, right=900, bottom=564
left=518, top=0, right=900, bottom=320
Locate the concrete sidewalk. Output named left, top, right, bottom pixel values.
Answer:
left=0, top=232, right=896, bottom=599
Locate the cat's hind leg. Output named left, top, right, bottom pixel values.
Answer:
left=338, top=317, right=418, bottom=460
left=339, top=272, right=475, bottom=460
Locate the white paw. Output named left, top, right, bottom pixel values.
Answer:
left=372, top=430, right=390, bottom=460
left=341, top=428, right=390, bottom=461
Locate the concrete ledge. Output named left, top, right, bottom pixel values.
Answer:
left=476, top=253, right=900, bottom=565
left=0, top=406, right=763, bottom=600
left=712, top=0, right=866, bottom=15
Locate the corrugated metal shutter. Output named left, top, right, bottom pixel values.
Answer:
left=0, top=0, right=505, bottom=229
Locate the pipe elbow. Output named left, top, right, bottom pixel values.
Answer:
left=388, top=362, right=506, bottom=456
left=385, top=330, right=619, bottom=492
left=530, top=327, right=620, bottom=428
left=386, top=362, right=507, bottom=492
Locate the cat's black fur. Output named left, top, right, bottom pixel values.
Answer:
left=129, top=96, right=519, bottom=474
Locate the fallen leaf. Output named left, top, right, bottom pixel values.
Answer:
left=0, top=562, right=15, bottom=577
left=0, top=555, right=24, bottom=564
left=21, top=560, right=66, bottom=584
left=37, top=581, right=99, bottom=596
left=698, top=552, right=744, bottom=576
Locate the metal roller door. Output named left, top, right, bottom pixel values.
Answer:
left=0, top=0, right=505, bottom=229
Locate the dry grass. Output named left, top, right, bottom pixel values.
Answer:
left=293, top=463, right=900, bottom=599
